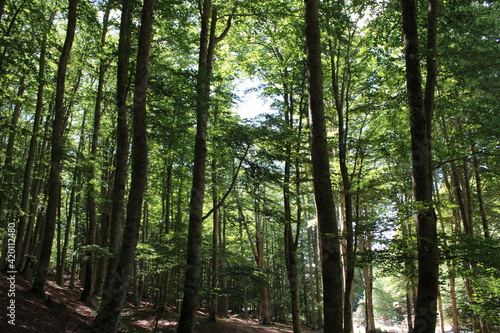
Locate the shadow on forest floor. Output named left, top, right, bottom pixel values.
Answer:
left=0, top=272, right=317, bottom=333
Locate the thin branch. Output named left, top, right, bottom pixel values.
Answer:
left=202, top=144, right=250, bottom=220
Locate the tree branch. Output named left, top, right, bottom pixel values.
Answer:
left=202, top=144, right=250, bottom=220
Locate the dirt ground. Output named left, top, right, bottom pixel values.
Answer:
left=0, top=272, right=317, bottom=332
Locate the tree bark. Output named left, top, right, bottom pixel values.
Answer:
left=400, top=0, right=439, bottom=331
left=237, top=194, right=272, bottom=325
left=177, top=1, right=211, bottom=331
left=103, top=0, right=133, bottom=292
left=283, top=89, right=301, bottom=333
left=0, top=77, right=25, bottom=224
left=471, top=145, right=489, bottom=239
left=93, top=0, right=154, bottom=331
left=304, top=0, right=344, bottom=330
left=209, top=157, right=219, bottom=322
left=31, top=0, right=79, bottom=299
left=177, top=2, right=232, bottom=331
left=15, top=12, right=54, bottom=270
left=80, top=0, right=112, bottom=304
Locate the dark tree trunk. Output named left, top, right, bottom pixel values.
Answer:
left=209, top=157, right=219, bottom=322
left=400, top=0, right=439, bottom=331
left=103, top=0, right=133, bottom=290
left=15, top=13, right=54, bottom=270
left=178, top=1, right=232, bottom=331
left=177, top=1, right=211, bottom=331
left=31, top=0, right=78, bottom=300
left=80, top=0, right=112, bottom=304
left=304, top=0, right=344, bottom=330
left=471, top=145, right=490, bottom=239
left=93, top=0, right=154, bottom=331
left=283, top=90, right=301, bottom=333
left=0, top=78, right=25, bottom=224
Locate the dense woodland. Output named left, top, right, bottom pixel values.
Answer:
left=0, top=0, right=499, bottom=332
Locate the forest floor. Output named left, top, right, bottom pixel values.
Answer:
left=0, top=272, right=317, bottom=332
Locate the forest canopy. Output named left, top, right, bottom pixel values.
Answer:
left=0, top=0, right=498, bottom=332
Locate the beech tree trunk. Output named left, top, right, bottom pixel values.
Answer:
left=103, top=0, right=133, bottom=291
left=283, top=89, right=302, bottom=333
left=177, top=2, right=232, bottom=331
left=177, top=1, right=211, bottom=331
left=0, top=77, right=25, bottom=224
left=93, top=0, right=153, bottom=331
left=209, top=157, right=219, bottom=322
left=31, top=0, right=78, bottom=299
left=80, top=0, right=112, bottom=304
left=401, top=0, right=439, bottom=331
left=471, top=145, right=490, bottom=239
left=237, top=194, right=272, bottom=325
left=304, top=0, right=344, bottom=330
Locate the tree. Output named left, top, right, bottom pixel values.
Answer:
left=103, top=0, right=133, bottom=293
left=400, top=0, right=439, bottom=331
left=93, top=0, right=154, bottom=330
left=304, top=0, right=344, bottom=330
left=80, top=0, right=113, bottom=303
left=31, top=0, right=79, bottom=300
left=177, top=1, right=232, bottom=331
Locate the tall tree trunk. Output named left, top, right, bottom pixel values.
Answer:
left=31, top=0, right=79, bottom=299
left=103, top=0, right=133, bottom=291
left=401, top=0, right=439, bottom=331
left=218, top=211, right=229, bottom=318
left=19, top=112, right=51, bottom=274
left=15, top=12, right=54, bottom=270
left=237, top=194, right=271, bottom=325
left=471, top=145, right=489, bottom=239
left=57, top=168, right=78, bottom=285
left=93, top=0, right=154, bottom=331
left=304, top=0, right=344, bottom=330
left=360, top=231, right=376, bottom=333
left=283, top=90, right=301, bottom=333
left=306, top=227, right=317, bottom=329
left=80, top=0, right=112, bottom=304
left=209, top=157, right=219, bottom=322
left=177, top=3, right=232, bottom=331
left=177, top=1, right=211, bottom=331
left=0, top=77, right=25, bottom=224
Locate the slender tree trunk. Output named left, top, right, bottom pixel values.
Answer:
left=80, top=0, right=112, bottom=304
left=218, top=212, right=229, bottom=318
left=0, top=77, right=25, bottom=224
left=177, top=1, right=211, bottom=331
left=306, top=227, right=317, bottom=329
left=471, top=145, right=489, bottom=239
left=209, top=157, right=219, bottom=322
left=360, top=231, right=376, bottom=333
left=103, top=0, right=133, bottom=291
left=178, top=2, right=232, bottom=331
left=283, top=93, right=301, bottom=333
left=31, top=0, right=79, bottom=299
left=401, top=0, right=439, bottom=331
left=19, top=112, right=51, bottom=274
left=57, top=169, right=77, bottom=285
left=328, top=33, right=357, bottom=333
left=15, top=13, right=53, bottom=270
left=93, top=0, right=154, bottom=331
left=165, top=164, right=173, bottom=234
left=304, top=0, right=344, bottom=330
left=237, top=194, right=271, bottom=325
left=436, top=170, right=459, bottom=333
